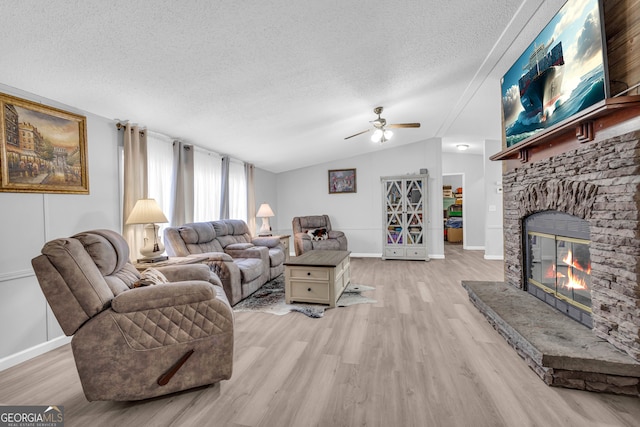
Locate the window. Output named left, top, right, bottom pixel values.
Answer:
left=194, top=147, right=222, bottom=222
left=146, top=131, right=173, bottom=232
left=228, top=158, right=247, bottom=221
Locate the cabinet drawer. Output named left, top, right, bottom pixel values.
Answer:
left=384, top=247, right=405, bottom=257
left=290, top=281, right=329, bottom=300
left=289, top=267, right=329, bottom=280
left=406, top=248, right=427, bottom=258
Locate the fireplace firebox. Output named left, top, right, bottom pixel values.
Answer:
left=524, top=211, right=592, bottom=328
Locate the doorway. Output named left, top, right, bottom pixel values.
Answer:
left=443, top=173, right=464, bottom=245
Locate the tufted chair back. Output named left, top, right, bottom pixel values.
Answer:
left=164, top=222, right=225, bottom=256
left=292, top=214, right=334, bottom=234
left=212, top=219, right=253, bottom=248
left=292, top=214, right=348, bottom=255
left=32, top=229, right=140, bottom=335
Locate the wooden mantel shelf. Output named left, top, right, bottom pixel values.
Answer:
left=490, top=95, right=640, bottom=169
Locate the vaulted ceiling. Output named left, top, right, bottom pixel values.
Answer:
left=0, top=0, right=566, bottom=172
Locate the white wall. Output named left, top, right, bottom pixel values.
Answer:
left=275, top=138, right=444, bottom=258
left=0, top=84, right=121, bottom=366
left=253, top=167, right=278, bottom=235
left=483, top=139, right=504, bottom=260
left=442, top=152, right=485, bottom=249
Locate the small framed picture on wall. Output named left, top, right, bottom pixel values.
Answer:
left=328, top=168, right=356, bottom=194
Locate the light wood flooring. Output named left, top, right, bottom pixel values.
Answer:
left=1, top=245, right=639, bottom=426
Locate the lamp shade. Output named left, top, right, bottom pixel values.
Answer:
left=256, top=203, right=275, bottom=218
left=125, top=198, right=169, bottom=225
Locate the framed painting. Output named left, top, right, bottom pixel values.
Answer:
left=328, top=168, right=356, bottom=194
left=0, top=92, right=89, bottom=194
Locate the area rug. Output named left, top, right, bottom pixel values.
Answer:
left=233, top=275, right=376, bottom=318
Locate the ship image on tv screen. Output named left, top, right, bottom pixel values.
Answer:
left=501, top=0, right=607, bottom=148
left=519, top=40, right=564, bottom=116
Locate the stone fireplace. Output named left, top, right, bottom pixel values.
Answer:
left=502, top=129, right=640, bottom=362
left=461, top=97, right=640, bottom=395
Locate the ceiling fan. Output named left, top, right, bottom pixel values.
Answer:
left=344, top=106, right=421, bottom=143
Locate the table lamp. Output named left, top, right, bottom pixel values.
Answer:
left=125, top=198, right=169, bottom=261
left=256, top=203, right=275, bottom=236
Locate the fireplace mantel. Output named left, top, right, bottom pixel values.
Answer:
left=491, top=95, right=640, bottom=171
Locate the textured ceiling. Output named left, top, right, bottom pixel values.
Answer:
left=0, top=0, right=566, bottom=172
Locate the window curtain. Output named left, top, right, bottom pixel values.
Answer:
left=122, top=124, right=148, bottom=261
left=245, top=163, right=256, bottom=235
left=219, top=156, right=230, bottom=219
left=170, top=140, right=194, bottom=226
left=194, top=147, right=222, bottom=222
left=147, top=131, right=173, bottom=238
left=229, top=158, right=247, bottom=221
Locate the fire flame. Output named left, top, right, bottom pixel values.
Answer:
left=562, top=251, right=591, bottom=275
left=544, top=250, right=590, bottom=291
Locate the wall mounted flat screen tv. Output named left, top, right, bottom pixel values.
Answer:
left=501, top=0, right=609, bottom=148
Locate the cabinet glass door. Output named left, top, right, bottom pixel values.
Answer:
left=385, top=180, right=403, bottom=245
left=405, top=179, right=424, bottom=245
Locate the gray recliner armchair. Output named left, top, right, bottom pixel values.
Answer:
left=31, top=229, right=234, bottom=401
left=292, top=214, right=348, bottom=256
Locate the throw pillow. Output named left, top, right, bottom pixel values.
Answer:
left=133, top=267, right=169, bottom=288
left=307, top=228, right=328, bottom=241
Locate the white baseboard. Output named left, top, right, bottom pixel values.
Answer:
left=429, top=254, right=445, bottom=259
left=484, top=254, right=504, bottom=260
left=349, top=253, right=382, bottom=258
left=0, top=336, right=71, bottom=372
left=464, top=246, right=485, bottom=251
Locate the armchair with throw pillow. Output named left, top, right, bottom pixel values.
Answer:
left=292, top=214, right=348, bottom=256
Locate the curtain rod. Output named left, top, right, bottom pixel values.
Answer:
left=115, top=121, right=145, bottom=135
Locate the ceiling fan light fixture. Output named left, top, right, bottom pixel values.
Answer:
left=345, top=106, right=420, bottom=142
left=456, top=144, right=470, bottom=151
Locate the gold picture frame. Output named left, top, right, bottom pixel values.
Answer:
left=328, top=168, right=356, bottom=194
left=0, top=92, right=89, bottom=194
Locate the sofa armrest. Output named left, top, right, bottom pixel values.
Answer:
left=155, top=263, right=210, bottom=282
left=226, top=243, right=254, bottom=250
left=252, top=236, right=281, bottom=248
left=202, top=258, right=242, bottom=305
left=328, top=230, right=345, bottom=238
left=112, top=282, right=214, bottom=312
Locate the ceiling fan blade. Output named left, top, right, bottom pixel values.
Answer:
left=387, top=123, right=421, bottom=129
left=344, top=129, right=371, bottom=140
